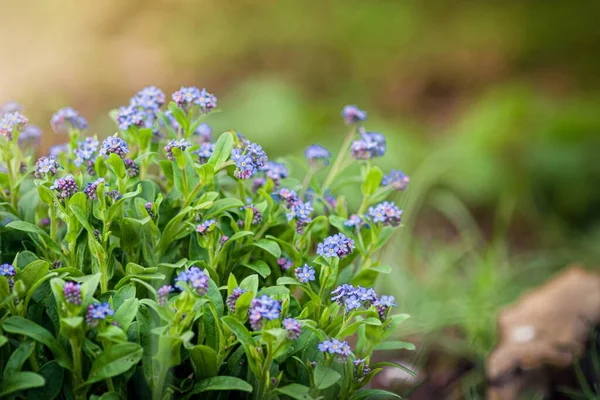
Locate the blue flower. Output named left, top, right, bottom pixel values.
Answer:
left=194, top=123, right=213, bottom=142
left=49, top=143, right=68, bottom=157
left=375, top=295, right=396, bottom=320
left=99, top=135, right=129, bottom=158
left=0, top=263, right=15, bottom=277
left=84, top=178, right=107, bottom=200
left=1, top=112, right=28, bottom=140
left=165, top=139, right=191, bottom=161
left=248, top=295, right=281, bottom=330
left=260, top=161, right=288, bottom=183
left=158, top=285, right=173, bottom=306
left=282, top=318, right=302, bottom=340
left=341, top=105, right=367, bottom=125
left=305, top=144, right=332, bottom=166
left=382, top=169, right=409, bottom=191
left=194, top=142, right=215, bottom=164
left=130, top=86, right=165, bottom=112
left=317, top=233, right=355, bottom=259
left=35, top=156, right=60, bottom=179
left=226, top=287, right=246, bottom=313
left=344, top=214, right=366, bottom=228
left=232, top=139, right=268, bottom=180
left=74, top=137, right=99, bottom=168
left=350, top=131, right=386, bottom=160
left=318, top=338, right=352, bottom=360
left=172, top=87, right=217, bottom=112
left=367, top=201, right=402, bottom=227
left=175, top=266, right=209, bottom=296
left=277, top=257, right=293, bottom=271
left=86, top=302, right=114, bottom=326
left=196, top=219, right=216, bottom=234
left=18, top=125, right=42, bottom=145
left=50, top=174, right=78, bottom=200
left=116, top=105, right=146, bottom=131
left=51, top=107, right=87, bottom=134
left=295, top=264, right=315, bottom=283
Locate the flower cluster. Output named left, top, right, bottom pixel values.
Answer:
left=196, top=219, right=216, bottom=234
left=175, top=267, right=209, bottom=296
left=243, top=204, right=262, bottom=225
left=18, top=125, right=42, bottom=145
left=341, top=105, right=367, bottom=125
left=354, top=359, right=372, bottom=378
left=117, top=86, right=166, bottom=132
left=382, top=169, right=409, bottom=191
left=367, top=201, right=402, bottom=227
left=84, top=178, right=107, bottom=200
left=375, top=295, right=396, bottom=320
left=86, top=302, right=114, bottom=327
left=116, top=106, right=145, bottom=131
left=282, top=318, right=301, bottom=340
left=277, top=188, right=313, bottom=233
left=248, top=295, right=281, bottom=330
left=231, top=140, right=268, bottom=179
left=344, top=214, right=367, bottom=229
left=317, top=233, right=355, bottom=259
left=295, top=264, right=315, bottom=283
left=0, top=263, right=15, bottom=291
left=99, top=135, right=129, bottom=158
left=63, top=282, right=82, bottom=305
left=158, top=285, right=172, bottom=306
left=260, top=161, right=288, bottom=185
left=305, top=144, right=332, bottom=167
left=50, top=174, right=78, bottom=200
left=195, top=123, right=212, bottom=142
left=1, top=112, right=28, bottom=140
left=172, top=86, right=217, bottom=113
left=350, top=131, right=386, bottom=160
left=74, top=137, right=99, bottom=171
left=165, top=139, right=191, bottom=161
left=124, top=158, right=139, bottom=177
left=331, top=284, right=378, bottom=311
left=226, top=287, right=245, bottom=313
left=50, top=107, right=88, bottom=134
left=277, top=257, right=293, bottom=271
left=318, top=338, right=352, bottom=360
left=145, top=202, right=154, bottom=218
left=34, top=156, right=60, bottom=178
left=194, top=142, right=215, bottom=164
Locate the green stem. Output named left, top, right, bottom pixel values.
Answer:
left=181, top=167, right=189, bottom=199
left=50, top=203, right=57, bottom=242
left=322, top=127, right=355, bottom=191
left=4, top=147, right=18, bottom=211
left=70, top=337, right=86, bottom=400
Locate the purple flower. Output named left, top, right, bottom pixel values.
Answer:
left=367, top=201, right=402, bottom=227
left=130, top=86, right=165, bottom=111
left=260, top=161, right=288, bottom=183
left=145, top=202, right=154, bottom=218
left=295, top=264, right=315, bottom=283
left=63, top=282, right=82, bottom=305
left=282, top=318, right=301, bottom=340
left=331, top=284, right=382, bottom=312
left=330, top=284, right=354, bottom=303
left=353, top=358, right=371, bottom=378
left=344, top=214, right=366, bottom=228
left=341, top=105, right=367, bottom=125
left=316, top=233, right=355, bottom=259
left=350, top=131, right=386, bottom=160
left=84, top=178, right=107, bottom=200
left=220, top=235, right=229, bottom=245
left=375, top=295, right=396, bottom=320
left=86, top=302, right=114, bottom=326
left=244, top=204, right=263, bottom=225
left=158, top=285, right=172, bottom=306
left=51, top=107, right=87, bottom=134
left=1, top=112, right=28, bottom=140
left=277, top=188, right=301, bottom=207
left=305, top=144, right=332, bottom=166
left=49, top=143, right=68, bottom=157
left=107, top=190, right=122, bottom=201
left=252, top=177, right=266, bottom=193
left=50, top=174, right=78, bottom=200
left=194, top=123, right=213, bottom=142
left=0, top=101, right=22, bottom=115
left=196, top=219, right=216, bottom=234
left=116, top=106, right=145, bottom=131
left=99, top=135, right=129, bottom=158
left=318, top=338, right=352, bottom=360
left=0, top=263, right=15, bottom=277
left=74, top=137, right=99, bottom=168
left=382, top=170, right=409, bottom=191
left=248, top=295, right=281, bottom=330
left=18, top=125, right=42, bottom=145
left=175, top=266, right=209, bottom=296
left=226, top=287, right=245, bottom=313
left=172, top=87, right=217, bottom=113
left=165, top=139, right=191, bottom=161
left=344, top=295, right=362, bottom=311
left=35, top=156, right=60, bottom=178
left=124, top=158, right=139, bottom=177
left=277, top=257, right=293, bottom=272
left=232, top=140, right=268, bottom=179
left=194, top=142, right=215, bottom=164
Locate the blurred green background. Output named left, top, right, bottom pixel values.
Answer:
left=3, top=0, right=600, bottom=396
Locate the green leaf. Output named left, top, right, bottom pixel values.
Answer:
left=239, top=274, right=259, bottom=294
left=4, top=340, right=35, bottom=378
left=2, top=317, right=72, bottom=370
left=373, top=340, right=415, bottom=351
left=274, top=383, right=311, bottom=400
left=27, top=361, right=64, bottom=400
left=361, top=165, right=383, bottom=197
left=189, top=376, right=252, bottom=395
left=189, top=345, right=218, bottom=378
left=252, top=239, right=281, bottom=258
left=0, top=372, right=45, bottom=397
left=0, top=335, right=7, bottom=348
left=351, top=389, right=401, bottom=400
left=106, top=153, right=126, bottom=179
left=266, top=235, right=302, bottom=266
left=112, top=285, right=136, bottom=309
left=276, top=277, right=299, bottom=286
left=220, top=316, right=259, bottom=375
left=85, top=342, right=143, bottom=384
left=113, top=298, right=139, bottom=331
left=242, top=260, right=271, bottom=278
left=204, top=198, right=244, bottom=219
left=19, top=260, right=49, bottom=290
left=313, top=363, right=341, bottom=390
left=370, top=361, right=416, bottom=377
left=6, top=220, right=61, bottom=254
left=208, top=132, right=234, bottom=168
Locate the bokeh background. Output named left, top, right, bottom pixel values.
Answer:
left=3, top=1, right=600, bottom=397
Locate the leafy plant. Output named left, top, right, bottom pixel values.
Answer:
left=0, top=90, right=412, bottom=399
